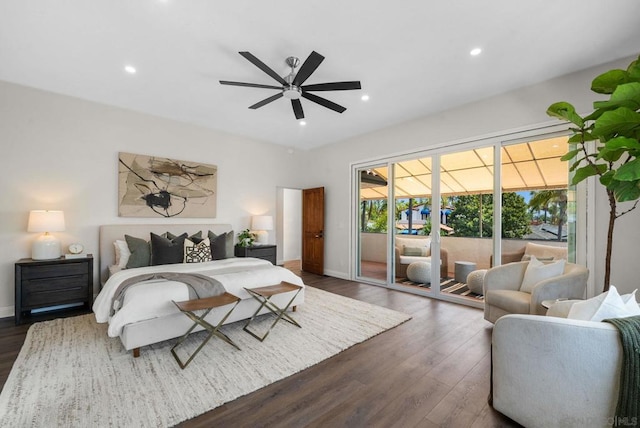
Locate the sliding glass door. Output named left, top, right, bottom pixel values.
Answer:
left=353, top=128, right=575, bottom=307
left=356, top=165, right=389, bottom=283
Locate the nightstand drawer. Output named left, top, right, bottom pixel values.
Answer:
left=234, top=245, right=277, bottom=264
left=22, top=275, right=89, bottom=307
left=248, top=247, right=274, bottom=258
left=21, top=262, right=88, bottom=280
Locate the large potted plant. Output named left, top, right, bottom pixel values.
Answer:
left=547, top=55, right=640, bottom=292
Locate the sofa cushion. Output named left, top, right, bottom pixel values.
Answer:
left=395, top=237, right=430, bottom=251
left=520, top=256, right=566, bottom=293
left=523, top=242, right=567, bottom=260
left=403, top=245, right=428, bottom=256
left=486, top=289, right=531, bottom=314
left=567, top=285, right=640, bottom=321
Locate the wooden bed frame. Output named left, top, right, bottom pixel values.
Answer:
left=97, top=224, right=305, bottom=357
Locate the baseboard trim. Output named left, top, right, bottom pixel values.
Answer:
left=323, top=269, right=349, bottom=280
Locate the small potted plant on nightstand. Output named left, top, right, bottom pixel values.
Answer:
left=237, top=229, right=256, bottom=247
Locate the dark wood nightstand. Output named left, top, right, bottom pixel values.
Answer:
left=234, top=245, right=277, bottom=265
left=14, top=255, right=94, bottom=324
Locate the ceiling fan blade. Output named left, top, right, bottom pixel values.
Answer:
left=219, top=80, right=282, bottom=90
left=249, top=92, right=284, bottom=109
left=302, top=81, right=362, bottom=91
left=239, top=51, right=288, bottom=85
left=292, top=99, right=304, bottom=119
left=292, top=51, right=325, bottom=86
left=301, top=92, right=347, bottom=113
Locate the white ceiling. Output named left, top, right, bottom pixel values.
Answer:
left=1, top=1, right=639, bottom=150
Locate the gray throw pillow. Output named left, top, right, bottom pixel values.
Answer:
left=150, top=232, right=187, bottom=266
left=125, top=235, right=151, bottom=269
left=165, top=231, right=203, bottom=244
left=207, top=230, right=227, bottom=260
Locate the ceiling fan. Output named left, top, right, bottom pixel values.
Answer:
left=220, top=51, right=361, bottom=120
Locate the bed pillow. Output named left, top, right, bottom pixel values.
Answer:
left=519, top=255, right=566, bottom=293
left=184, top=237, right=212, bottom=263
left=150, top=232, right=187, bottom=266
left=165, top=231, right=203, bottom=244
left=114, top=239, right=131, bottom=269
left=208, top=231, right=227, bottom=260
left=125, top=235, right=151, bottom=269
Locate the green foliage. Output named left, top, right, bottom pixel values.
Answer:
left=547, top=55, right=640, bottom=291
left=237, top=229, right=255, bottom=247
left=501, top=193, right=532, bottom=238
left=448, top=193, right=531, bottom=239
left=547, top=55, right=640, bottom=204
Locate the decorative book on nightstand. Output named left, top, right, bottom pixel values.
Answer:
left=234, top=245, right=277, bottom=265
left=14, top=255, right=94, bottom=324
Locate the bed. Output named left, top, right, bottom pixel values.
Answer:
left=94, top=224, right=305, bottom=357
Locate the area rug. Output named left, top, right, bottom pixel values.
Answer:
left=398, top=277, right=484, bottom=300
left=0, top=287, right=410, bottom=427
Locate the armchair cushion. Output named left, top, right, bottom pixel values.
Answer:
left=520, top=256, right=565, bottom=293
left=487, top=290, right=531, bottom=314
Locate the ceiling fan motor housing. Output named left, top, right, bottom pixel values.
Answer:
left=283, top=86, right=302, bottom=99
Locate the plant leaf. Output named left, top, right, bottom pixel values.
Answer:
left=600, top=170, right=615, bottom=187
left=561, top=149, right=580, bottom=161
left=628, top=57, right=640, bottom=81
left=571, top=164, right=607, bottom=185
left=567, top=132, right=597, bottom=143
left=613, top=158, right=640, bottom=181
left=592, top=107, right=640, bottom=138
left=597, top=136, right=640, bottom=162
left=592, top=82, right=640, bottom=111
left=611, top=179, right=640, bottom=202
left=546, top=102, right=584, bottom=127
left=591, top=69, right=629, bottom=94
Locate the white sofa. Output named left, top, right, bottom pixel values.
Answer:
left=492, top=313, right=622, bottom=428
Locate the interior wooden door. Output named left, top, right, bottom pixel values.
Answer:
left=302, top=187, right=325, bottom=275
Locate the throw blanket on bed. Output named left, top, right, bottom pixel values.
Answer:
left=604, top=315, right=640, bottom=424
left=111, top=272, right=226, bottom=316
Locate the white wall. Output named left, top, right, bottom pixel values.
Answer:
left=301, top=56, right=640, bottom=295
left=281, top=188, right=302, bottom=262
left=0, top=81, right=302, bottom=317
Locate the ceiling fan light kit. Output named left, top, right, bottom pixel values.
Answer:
left=220, top=50, right=361, bottom=120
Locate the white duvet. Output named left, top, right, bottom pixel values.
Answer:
left=93, top=257, right=305, bottom=337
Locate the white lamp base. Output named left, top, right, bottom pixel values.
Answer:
left=254, top=230, right=269, bottom=245
left=32, top=233, right=62, bottom=260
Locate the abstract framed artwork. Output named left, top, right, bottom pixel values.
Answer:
left=118, top=152, right=217, bottom=218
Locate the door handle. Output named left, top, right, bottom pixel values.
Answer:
left=315, top=231, right=323, bottom=238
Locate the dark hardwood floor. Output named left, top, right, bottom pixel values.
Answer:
left=0, top=270, right=520, bottom=428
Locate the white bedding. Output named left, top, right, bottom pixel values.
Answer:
left=93, top=257, right=305, bottom=337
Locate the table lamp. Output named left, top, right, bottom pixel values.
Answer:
left=251, top=215, right=273, bottom=245
left=28, top=210, right=65, bottom=260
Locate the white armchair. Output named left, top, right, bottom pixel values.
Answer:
left=483, top=261, right=588, bottom=323
left=492, top=314, right=621, bottom=427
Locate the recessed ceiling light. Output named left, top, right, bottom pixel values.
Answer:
left=361, top=94, right=370, bottom=101
left=299, top=121, right=307, bottom=126
left=470, top=48, right=482, bottom=56
left=124, top=65, right=137, bottom=74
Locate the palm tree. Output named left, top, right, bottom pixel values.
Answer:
left=528, top=190, right=568, bottom=241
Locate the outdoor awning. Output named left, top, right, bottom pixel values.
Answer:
left=360, top=136, right=569, bottom=200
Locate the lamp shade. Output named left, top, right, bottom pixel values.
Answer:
left=251, top=215, right=273, bottom=245
left=251, top=215, right=273, bottom=231
left=27, top=210, right=65, bottom=233
left=28, top=210, right=65, bottom=260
